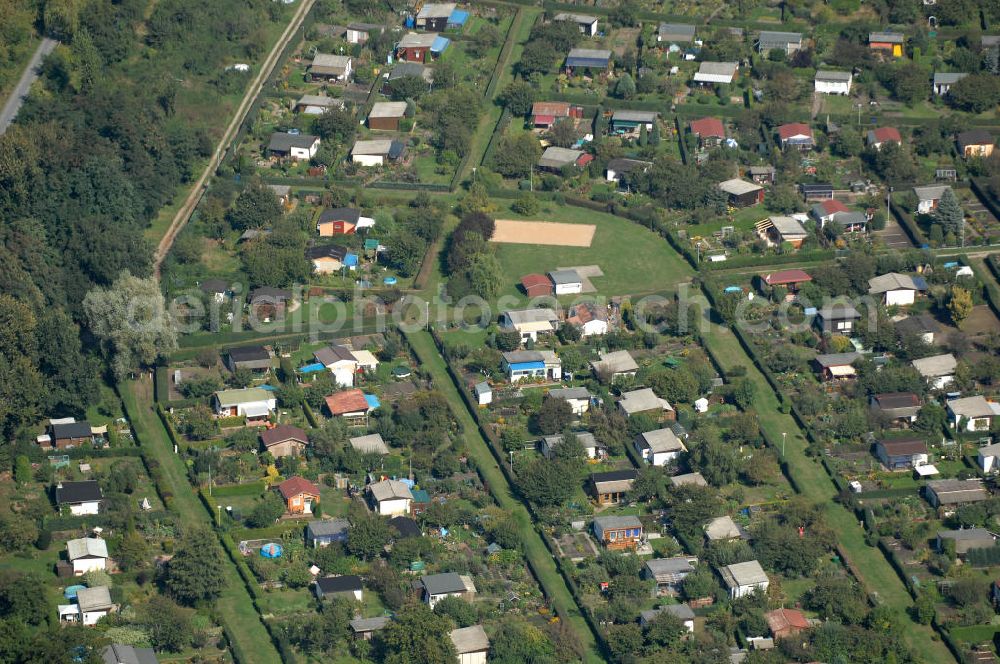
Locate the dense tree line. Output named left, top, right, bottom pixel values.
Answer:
left=0, top=0, right=292, bottom=441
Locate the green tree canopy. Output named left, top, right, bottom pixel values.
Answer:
left=82, top=272, right=178, bottom=380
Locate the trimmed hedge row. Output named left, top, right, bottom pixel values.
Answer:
left=45, top=511, right=171, bottom=532
left=154, top=366, right=170, bottom=404
left=212, top=481, right=267, bottom=497
left=302, top=402, right=319, bottom=428
left=58, top=446, right=143, bottom=461
left=888, top=199, right=926, bottom=247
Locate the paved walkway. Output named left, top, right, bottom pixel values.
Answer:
left=0, top=37, right=58, bottom=135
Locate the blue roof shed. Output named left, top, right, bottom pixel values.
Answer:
left=364, top=394, right=381, bottom=409
left=430, top=36, right=451, bottom=54
left=448, top=9, right=469, bottom=27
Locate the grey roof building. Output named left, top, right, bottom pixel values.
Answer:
left=757, top=31, right=802, bottom=53
left=421, top=572, right=468, bottom=596
left=658, top=22, right=696, bottom=43
left=102, top=644, right=158, bottom=664
left=538, top=146, right=584, bottom=169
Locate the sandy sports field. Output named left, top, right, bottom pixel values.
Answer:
left=491, top=220, right=596, bottom=247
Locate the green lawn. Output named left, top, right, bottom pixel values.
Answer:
left=491, top=203, right=694, bottom=302
left=121, top=378, right=282, bottom=664
left=405, top=330, right=603, bottom=664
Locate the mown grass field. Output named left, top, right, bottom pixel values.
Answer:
left=490, top=202, right=694, bottom=302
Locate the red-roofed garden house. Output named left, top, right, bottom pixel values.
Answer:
left=521, top=274, right=553, bottom=297
left=777, top=123, right=814, bottom=150
left=277, top=476, right=321, bottom=515
left=689, top=117, right=726, bottom=148
left=760, top=269, right=812, bottom=300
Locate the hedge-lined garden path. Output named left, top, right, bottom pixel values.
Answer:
left=121, top=377, right=282, bottom=664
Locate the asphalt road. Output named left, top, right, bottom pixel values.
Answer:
left=0, top=37, right=58, bottom=135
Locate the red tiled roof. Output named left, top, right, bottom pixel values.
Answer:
left=690, top=117, right=725, bottom=138
left=325, top=389, right=370, bottom=415
left=819, top=199, right=849, bottom=215
left=766, top=608, right=809, bottom=636
left=777, top=123, right=812, bottom=139
left=878, top=438, right=928, bottom=455
left=521, top=274, right=550, bottom=288
left=576, top=153, right=594, bottom=167
left=532, top=101, right=572, bottom=117
left=534, top=114, right=555, bottom=125
left=260, top=424, right=309, bottom=448
left=568, top=301, right=606, bottom=325
left=277, top=475, right=320, bottom=500
left=871, top=127, right=901, bottom=143
left=763, top=269, right=813, bottom=286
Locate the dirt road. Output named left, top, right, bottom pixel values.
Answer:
left=152, top=0, right=316, bottom=276
left=0, top=37, right=58, bottom=135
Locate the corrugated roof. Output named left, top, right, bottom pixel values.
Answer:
left=368, top=479, right=413, bottom=502
left=67, top=537, right=108, bottom=561
left=369, top=101, right=407, bottom=119
left=450, top=625, right=490, bottom=654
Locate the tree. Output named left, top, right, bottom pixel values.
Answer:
left=347, top=512, right=391, bottom=560
left=948, top=285, right=973, bottom=324
left=377, top=602, right=456, bottom=664
left=226, top=181, right=283, bottom=230
left=609, top=0, right=640, bottom=27
left=141, top=595, right=192, bottom=652
left=518, top=40, right=558, bottom=75
left=164, top=528, right=226, bottom=605
left=730, top=378, right=755, bottom=410
left=548, top=118, right=579, bottom=148
left=947, top=74, right=1000, bottom=113
left=83, top=272, right=178, bottom=380
left=516, top=458, right=578, bottom=506
left=913, top=591, right=936, bottom=624
left=644, top=610, right=687, bottom=648
left=884, top=63, right=930, bottom=106
left=605, top=624, right=643, bottom=663
left=534, top=397, right=573, bottom=435
left=387, top=75, right=429, bottom=101
left=614, top=73, right=636, bottom=99
left=434, top=596, right=478, bottom=627
left=385, top=231, right=427, bottom=277
left=691, top=437, right=742, bottom=486
left=499, top=80, right=535, bottom=116
left=832, top=130, right=863, bottom=157
left=0, top=514, right=38, bottom=553
left=934, top=188, right=964, bottom=236
left=490, top=619, right=556, bottom=663
left=468, top=23, right=501, bottom=57
left=0, top=573, right=48, bottom=625
left=13, top=457, right=29, bottom=486
left=647, top=367, right=699, bottom=404
left=312, top=107, right=356, bottom=144
left=466, top=252, right=503, bottom=300
left=491, top=132, right=541, bottom=179
left=247, top=492, right=284, bottom=528
left=512, top=193, right=539, bottom=215
left=117, top=530, right=150, bottom=572
left=182, top=405, right=218, bottom=440
left=681, top=566, right=717, bottom=601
